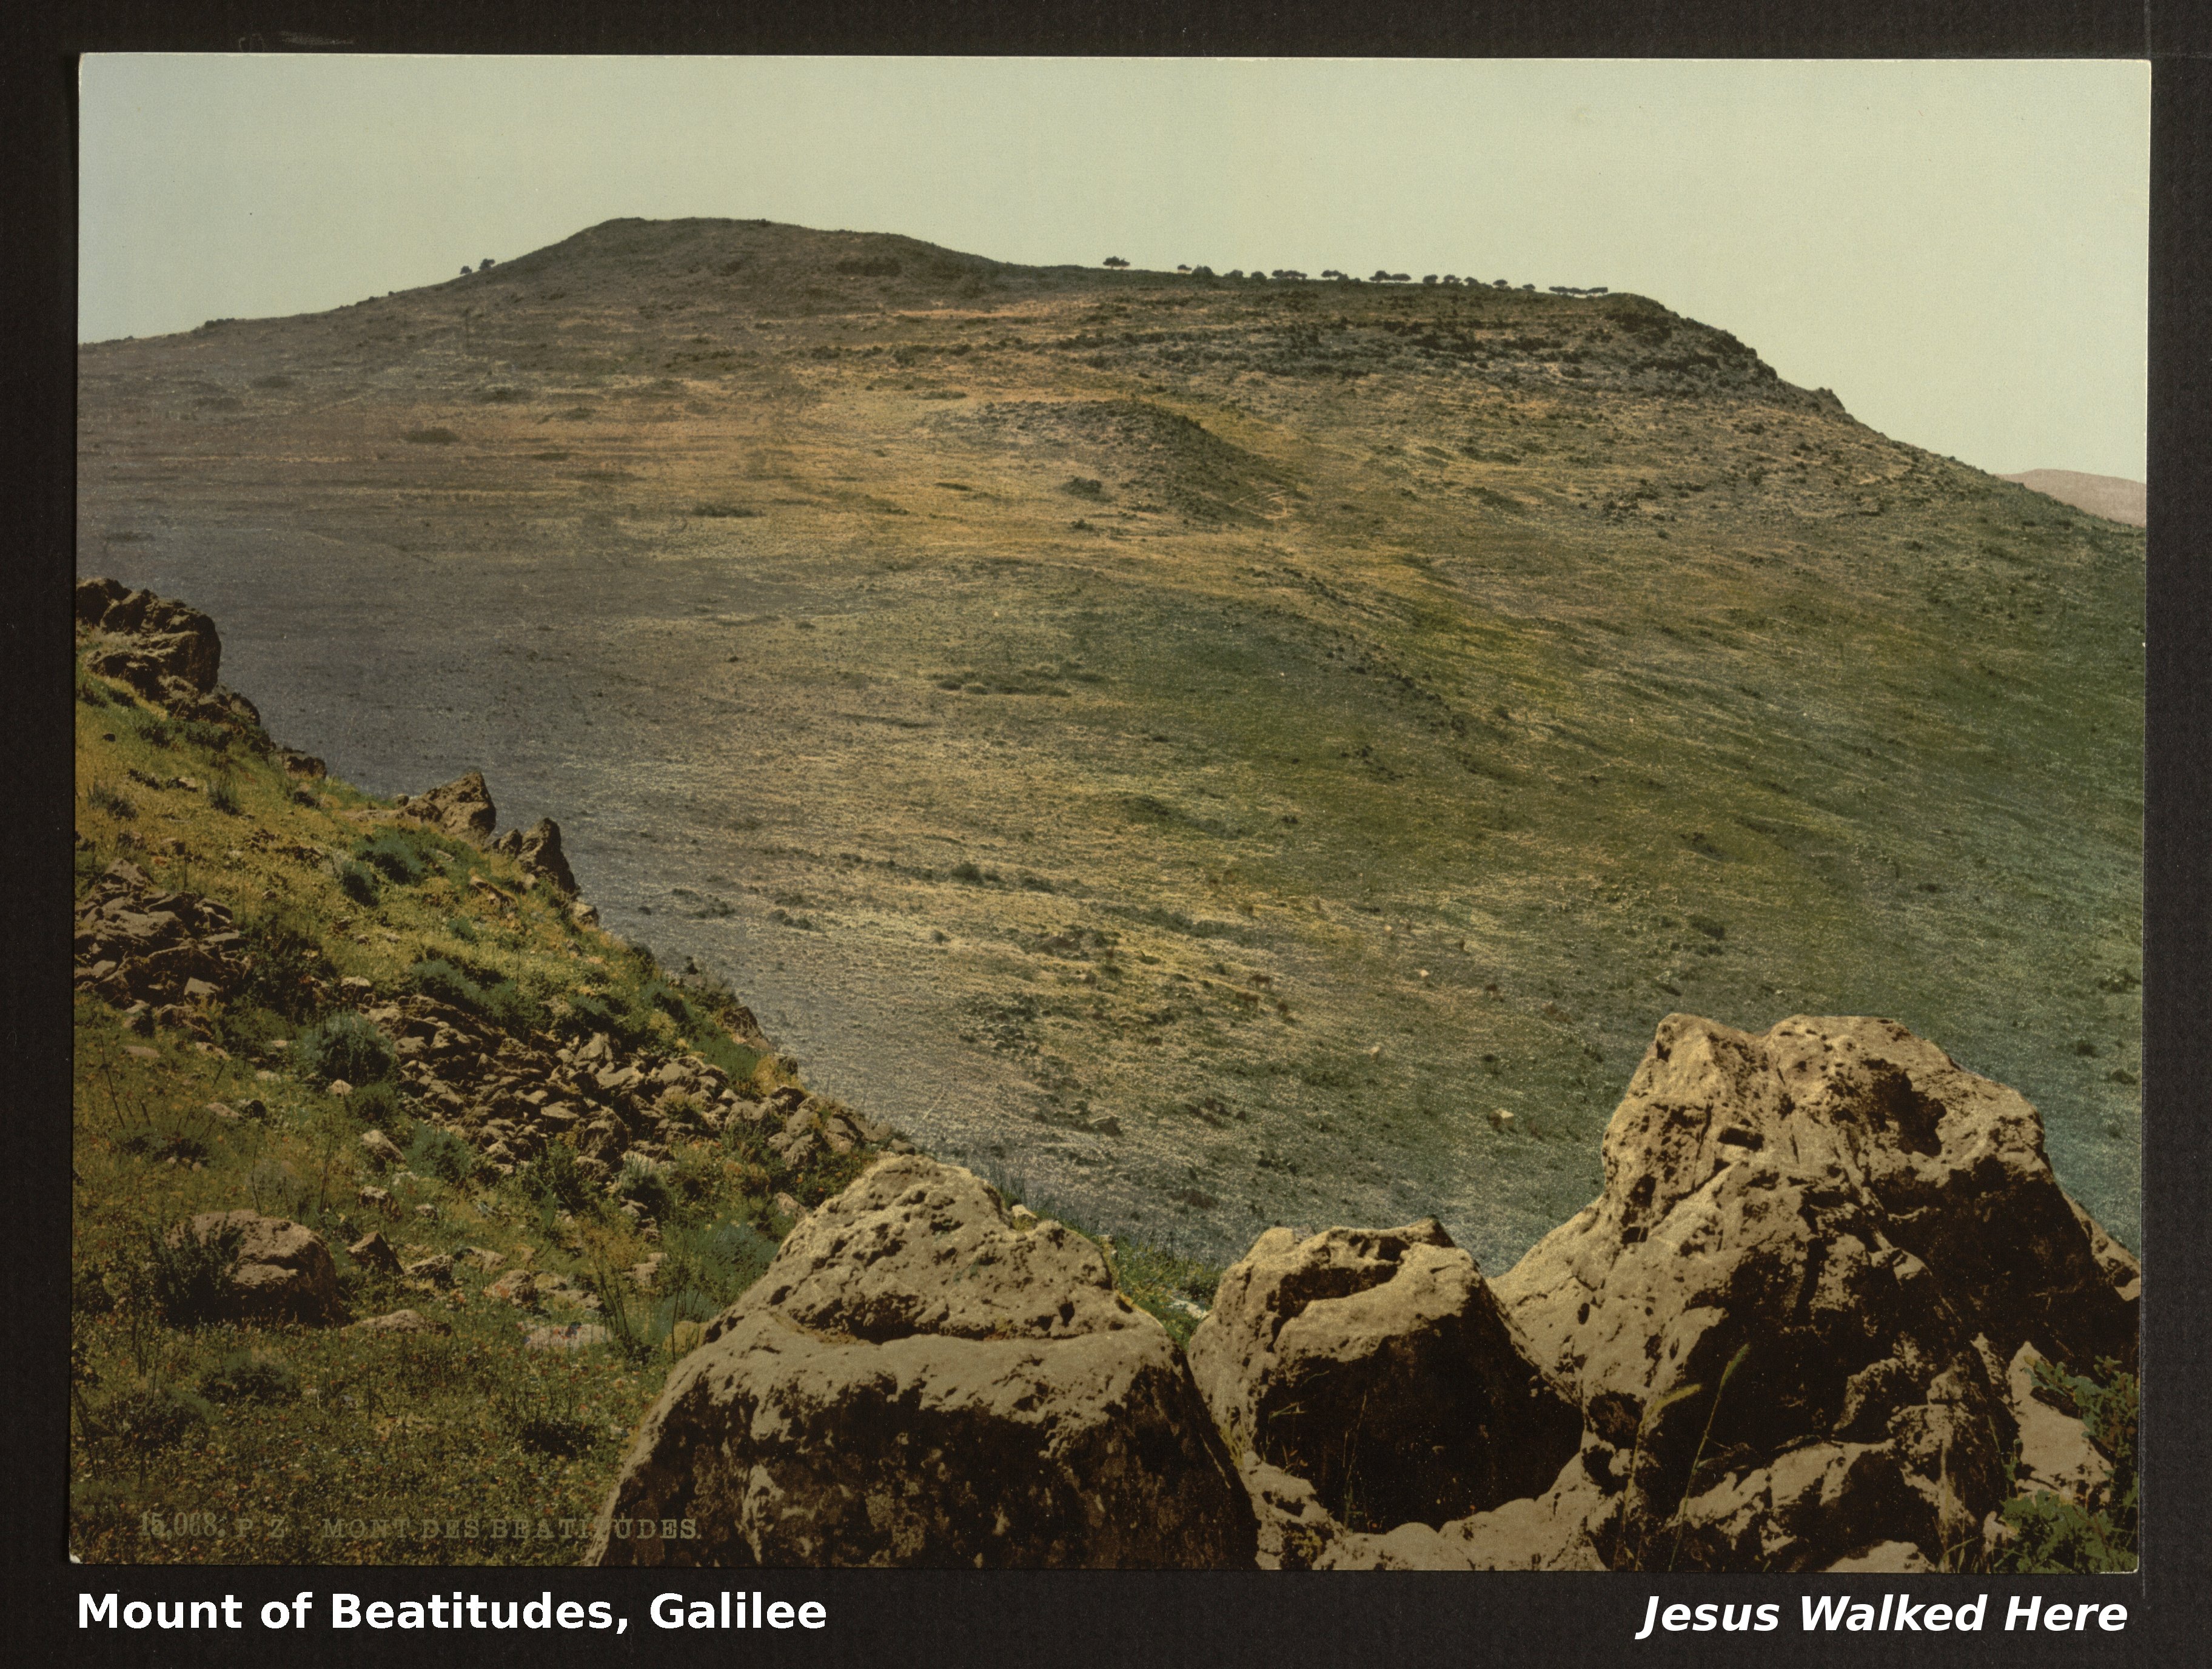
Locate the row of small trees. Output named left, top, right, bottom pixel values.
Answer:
left=1104, top=257, right=1601, bottom=293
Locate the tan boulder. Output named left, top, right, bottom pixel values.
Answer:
left=397, top=771, right=497, bottom=846
left=586, top=1154, right=1255, bottom=1568
left=1187, top=1220, right=1580, bottom=1533
left=172, top=1211, right=343, bottom=1326
left=1490, top=1012, right=2137, bottom=1571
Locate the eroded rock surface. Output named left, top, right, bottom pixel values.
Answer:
left=1187, top=1221, right=1579, bottom=1533
left=587, top=1155, right=1255, bottom=1567
left=75, top=576, right=261, bottom=726
left=396, top=770, right=498, bottom=846
left=1484, top=1012, right=2138, bottom=1572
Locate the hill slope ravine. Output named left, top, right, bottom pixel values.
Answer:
left=75, top=218, right=2145, bottom=1269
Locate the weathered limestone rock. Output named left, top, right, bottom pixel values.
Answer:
left=588, top=1155, right=1255, bottom=1568
left=1488, top=1012, right=2139, bottom=1572
left=172, top=1211, right=343, bottom=1326
left=1187, top=1221, right=1580, bottom=1533
left=491, top=816, right=578, bottom=895
left=397, top=771, right=498, bottom=846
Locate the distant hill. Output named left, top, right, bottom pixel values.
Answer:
left=2000, top=469, right=2145, bottom=527
left=75, top=216, right=2145, bottom=1268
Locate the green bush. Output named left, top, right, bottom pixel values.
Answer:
left=208, top=774, right=241, bottom=814
left=297, top=1010, right=397, bottom=1086
left=408, top=958, right=541, bottom=1033
left=233, top=910, right=325, bottom=1022
left=85, top=781, right=135, bottom=819
left=197, top=1350, right=300, bottom=1404
left=517, top=1140, right=596, bottom=1215
left=347, top=1078, right=409, bottom=1133
left=1991, top=1356, right=2138, bottom=1573
left=337, top=860, right=380, bottom=905
left=354, top=828, right=429, bottom=884
left=144, top=1219, right=243, bottom=1328
left=409, top=1124, right=477, bottom=1187
left=494, top=1374, right=603, bottom=1457
left=613, top=1158, right=674, bottom=1223
left=93, top=1380, right=212, bottom=1452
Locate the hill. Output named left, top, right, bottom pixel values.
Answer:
left=1999, top=469, right=2146, bottom=527
left=75, top=217, right=2145, bottom=1270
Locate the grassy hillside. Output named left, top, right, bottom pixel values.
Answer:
left=69, top=657, right=1216, bottom=1563
left=76, top=218, right=2144, bottom=1270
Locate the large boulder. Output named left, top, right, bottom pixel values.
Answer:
left=586, top=1155, right=1255, bottom=1567
left=170, top=1211, right=343, bottom=1326
left=1186, top=1221, right=1580, bottom=1534
left=397, top=771, right=497, bottom=846
left=1489, top=1012, right=2139, bottom=1572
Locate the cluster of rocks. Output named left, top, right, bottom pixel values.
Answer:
left=76, top=576, right=263, bottom=728
left=394, top=770, right=582, bottom=906
left=73, top=858, right=243, bottom=1026
left=590, top=1013, right=2137, bottom=1571
left=350, top=981, right=900, bottom=1197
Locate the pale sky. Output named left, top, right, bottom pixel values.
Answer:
left=79, top=55, right=2150, bottom=481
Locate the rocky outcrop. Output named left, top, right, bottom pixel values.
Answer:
left=586, top=1155, right=1256, bottom=1568
left=491, top=816, right=578, bottom=895
left=1189, top=1012, right=2137, bottom=1573
left=171, top=1211, right=343, bottom=1326
left=395, top=771, right=498, bottom=846
left=355, top=987, right=793, bottom=1192
left=73, top=859, right=243, bottom=1018
left=75, top=576, right=261, bottom=727
left=1480, top=1012, right=2137, bottom=1572
left=1186, top=1221, right=1579, bottom=1534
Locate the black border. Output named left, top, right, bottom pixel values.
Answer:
left=8, top=4, right=2207, bottom=1665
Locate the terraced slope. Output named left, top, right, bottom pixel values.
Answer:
left=76, top=218, right=2144, bottom=1268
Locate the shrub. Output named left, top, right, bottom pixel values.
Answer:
left=613, top=1158, right=674, bottom=1223
left=518, top=1140, right=595, bottom=1215
left=85, top=781, right=135, bottom=819
left=92, top=1380, right=212, bottom=1454
left=144, top=1219, right=243, bottom=1328
left=409, top=1124, right=477, bottom=1187
left=197, top=1351, right=300, bottom=1404
left=337, top=860, right=380, bottom=904
left=408, top=958, right=541, bottom=1032
left=76, top=673, right=110, bottom=707
left=208, top=774, right=241, bottom=815
left=297, top=1010, right=397, bottom=1086
left=354, top=828, right=429, bottom=884
left=347, top=1078, right=408, bottom=1132
left=233, top=910, right=324, bottom=1022
left=1991, top=1357, right=2139, bottom=1573
left=495, top=1374, right=600, bottom=1457
left=446, top=914, right=479, bottom=944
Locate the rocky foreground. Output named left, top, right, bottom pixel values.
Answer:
left=592, top=1012, right=2136, bottom=1571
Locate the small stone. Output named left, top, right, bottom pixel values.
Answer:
left=348, top=1308, right=447, bottom=1336
left=360, top=1129, right=405, bottom=1167
left=348, top=1231, right=401, bottom=1274
left=328, top=1079, right=354, bottom=1097
left=1489, top=1108, right=1515, bottom=1132
left=525, top=1322, right=611, bottom=1352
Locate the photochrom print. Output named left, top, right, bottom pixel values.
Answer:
left=70, top=56, right=2145, bottom=1572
